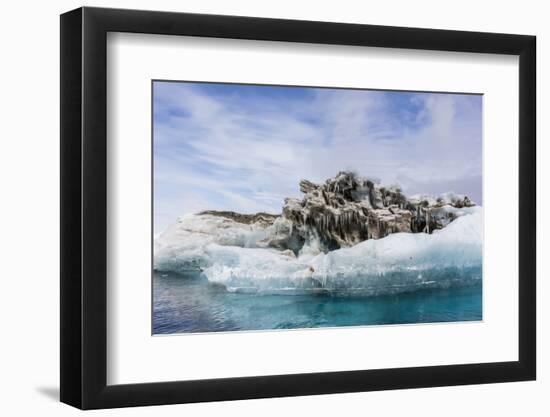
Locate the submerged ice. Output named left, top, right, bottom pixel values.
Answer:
left=154, top=172, right=482, bottom=295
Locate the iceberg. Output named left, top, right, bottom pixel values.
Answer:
left=154, top=172, right=482, bottom=295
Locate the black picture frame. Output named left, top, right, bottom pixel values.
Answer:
left=60, top=6, right=536, bottom=410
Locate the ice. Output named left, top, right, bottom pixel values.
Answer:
left=155, top=207, right=482, bottom=295
left=154, top=213, right=272, bottom=272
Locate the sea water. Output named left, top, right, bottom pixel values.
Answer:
left=153, top=271, right=482, bottom=334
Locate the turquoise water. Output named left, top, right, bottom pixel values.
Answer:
left=153, top=271, right=482, bottom=334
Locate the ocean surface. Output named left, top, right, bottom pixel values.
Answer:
left=153, top=271, right=482, bottom=334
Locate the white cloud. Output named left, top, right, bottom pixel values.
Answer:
left=153, top=82, right=482, bottom=233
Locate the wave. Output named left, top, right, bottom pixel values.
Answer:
left=154, top=207, right=482, bottom=295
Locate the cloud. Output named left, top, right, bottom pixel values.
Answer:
left=153, top=82, right=482, bottom=233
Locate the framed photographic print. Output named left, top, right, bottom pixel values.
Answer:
left=60, top=7, right=536, bottom=409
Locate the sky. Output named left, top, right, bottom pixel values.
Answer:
left=153, top=81, right=482, bottom=234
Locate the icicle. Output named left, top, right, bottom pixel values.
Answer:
left=425, top=210, right=430, bottom=234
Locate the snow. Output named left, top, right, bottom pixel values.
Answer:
left=154, top=213, right=273, bottom=272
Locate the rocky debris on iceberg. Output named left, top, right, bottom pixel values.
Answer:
left=197, top=210, right=279, bottom=226
left=271, top=171, right=475, bottom=254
